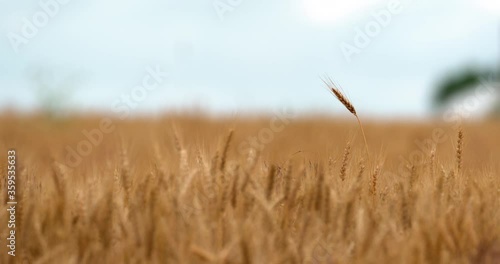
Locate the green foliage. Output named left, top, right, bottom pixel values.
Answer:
left=30, top=68, right=79, bottom=119
left=433, top=68, right=496, bottom=106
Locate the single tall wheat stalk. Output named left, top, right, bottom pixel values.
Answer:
left=322, top=76, right=370, bottom=158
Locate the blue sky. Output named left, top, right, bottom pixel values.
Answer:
left=0, top=0, right=498, bottom=118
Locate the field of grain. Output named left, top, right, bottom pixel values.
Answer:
left=0, top=114, right=499, bottom=263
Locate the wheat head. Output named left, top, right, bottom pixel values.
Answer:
left=322, top=76, right=370, bottom=158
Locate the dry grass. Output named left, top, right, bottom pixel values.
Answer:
left=0, top=114, right=499, bottom=264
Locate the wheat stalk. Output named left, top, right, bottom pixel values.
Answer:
left=339, top=142, right=351, bottom=181
left=456, top=127, right=464, bottom=173
left=266, top=165, right=276, bottom=200
left=370, top=165, right=380, bottom=196
left=220, top=129, right=234, bottom=171
left=322, top=76, right=370, bottom=158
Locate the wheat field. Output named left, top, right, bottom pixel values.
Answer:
left=0, top=113, right=499, bottom=264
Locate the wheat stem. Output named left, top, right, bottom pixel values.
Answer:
left=322, top=76, right=370, bottom=159
left=356, top=115, right=370, bottom=158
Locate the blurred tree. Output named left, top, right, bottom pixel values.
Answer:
left=30, top=68, right=80, bottom=119
left=433, top=67, right=500, bottom=116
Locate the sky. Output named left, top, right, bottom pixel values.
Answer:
left=0, top=0, right=499, bottom=118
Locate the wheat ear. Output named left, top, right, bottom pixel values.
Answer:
left=456, top=127, right=463, bottom=173
left=322, top=76, right=370, bottom=158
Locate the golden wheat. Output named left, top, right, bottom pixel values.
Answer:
left=456, top=127, right=464, bottom=173
left=322, top=76, right=370, bottom=158
left=0, top=115, right=498, bottom=263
